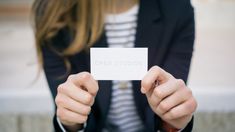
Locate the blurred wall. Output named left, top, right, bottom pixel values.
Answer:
left=0, top=0, right=235, bottom=132
left=189, top=0, right=235, bottom=112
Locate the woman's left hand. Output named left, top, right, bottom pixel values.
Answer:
left=141, top=66, right=197, bottom=129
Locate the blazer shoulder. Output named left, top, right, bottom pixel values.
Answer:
left=159, top=0, right=194, bottom=20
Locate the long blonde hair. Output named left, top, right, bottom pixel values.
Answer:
left=32, top=0, right=138, bottom=73
left=32, top=0, right=112, bottom=72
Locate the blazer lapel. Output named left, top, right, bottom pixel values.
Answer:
left=133, top=0, right=163, bottom=123
left=91, top=32, right=112, bottom=123
left=135, top=0, right=163, bottom=66
left=96, top=80, right=112, bottom=121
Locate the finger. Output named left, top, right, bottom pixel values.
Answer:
left=156, top=87, right=192, bottom=115
left=162, top=97, right=197, bottom=120
left=146, top=82, right=160, bottom=106
left=58, top=82, right=94, bottom=106
left=153, top=79, right=179, bottom=100
left=68, top=72, right=99, bottom=96
left=146, top=79, right=159, bottom=97
left=147, top=79, right=178, bottom=112
left=147, top=91, right=162, bottom=112
left=56, top=94, right=91, bottom=116
left=57, top=107, right=88, bottom=124
left=141, top=66, right=172, bottom=94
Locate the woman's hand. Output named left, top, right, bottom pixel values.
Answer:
left=141, top=66, right=197, bottom=129
left=55, top=72, right=99, bottom=131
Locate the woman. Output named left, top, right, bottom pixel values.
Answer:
left=33, top=0, right=197, bottom=131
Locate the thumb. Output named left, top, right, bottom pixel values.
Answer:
left=141, top=66, right=172, bottom=94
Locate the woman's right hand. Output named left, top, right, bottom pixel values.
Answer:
left=55, top=72, right=99, bottom=131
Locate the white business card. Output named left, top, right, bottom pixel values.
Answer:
left=90, top=48, right=148, bottom=80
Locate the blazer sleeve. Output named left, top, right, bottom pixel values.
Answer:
left=41, top=28, right=88, bottom=131
left=42, top=28, right=74, bottom=99
left=161, top=1, right=195, bottom=132
left=41, top=29, right=71, bottom=132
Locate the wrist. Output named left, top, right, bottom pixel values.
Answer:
left=162, top=121, right=180, bottom=132
left=63, top=123, right=83, bottom=132
left=57, top=116, right=84, bottom=132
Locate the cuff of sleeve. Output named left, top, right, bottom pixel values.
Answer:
left=56, top=117, right=86, bottom=132
left=162, top=121, right=182, bottom=132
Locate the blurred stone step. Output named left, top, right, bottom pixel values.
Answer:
left=0, top=114, right=53, bottom=132
left=193, top=112, right=235, bottom=132
left=0, top=112, right=235, bottom=132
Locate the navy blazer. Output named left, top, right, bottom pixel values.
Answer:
left=41, top=0, right=195, bottom=131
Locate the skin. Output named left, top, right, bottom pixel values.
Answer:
left=56, top=66, right=197, bottom=131
left=141, top=66, right=197, bottom=129
left=55, top=72, right=98, bottom=131
left=106, top=0, right=139, bottom=14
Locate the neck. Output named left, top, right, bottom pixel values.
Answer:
left=106, top=0, right=139, bottom=14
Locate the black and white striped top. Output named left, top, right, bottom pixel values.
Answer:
left=104, top=4, right=145, bottom=132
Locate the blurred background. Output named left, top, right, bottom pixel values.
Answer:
left=0, top=0, right=234, bottom=132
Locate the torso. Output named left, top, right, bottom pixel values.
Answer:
left=103, top=4, right=145, bottom=132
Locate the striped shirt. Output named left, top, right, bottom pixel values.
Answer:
left=104, top=4, right=145, bottom=132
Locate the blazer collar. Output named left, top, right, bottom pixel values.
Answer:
left=139, top=0, right=161, bottom=22
left=135, top=0, right=162, bottom=48
left=92, top=0, right=162, bottom=48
